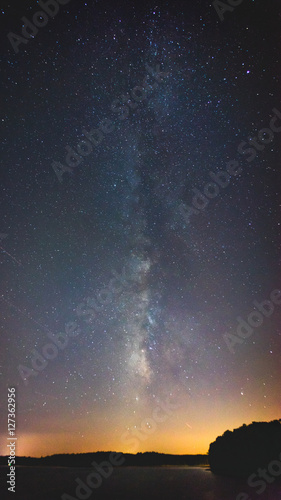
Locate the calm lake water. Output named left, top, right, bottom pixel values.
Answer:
left=2, top=466, right=281, bottom=500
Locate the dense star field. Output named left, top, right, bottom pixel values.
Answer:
left=0, top=0, right=281, bottom=458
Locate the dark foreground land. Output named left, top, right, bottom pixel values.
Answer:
left=209, top=419, right=281, bottom=478
left=2, top=466, right=281, bottom=500
left=0, top=452, right=208, bottom=467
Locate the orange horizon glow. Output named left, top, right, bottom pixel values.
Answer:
left=2, top=405, right=280, bottom=458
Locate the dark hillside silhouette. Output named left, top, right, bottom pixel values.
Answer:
left=208, top=419, right=281, bottom=477
left=0, top=452, right=208, bottom=467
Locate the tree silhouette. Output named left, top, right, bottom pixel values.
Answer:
left=208, top=419, right=281, bottom=477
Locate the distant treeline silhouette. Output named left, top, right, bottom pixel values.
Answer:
left=0, top=451, right=208, bottom=467
left=208, top=419, right=281, bottom=477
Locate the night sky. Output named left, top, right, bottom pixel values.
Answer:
left=0, top=0, right=281, bottom=458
